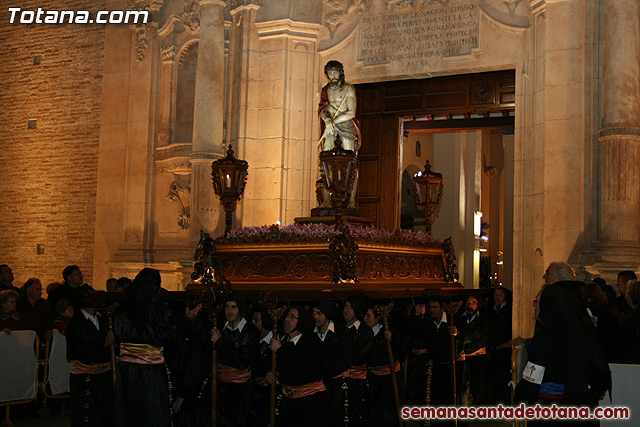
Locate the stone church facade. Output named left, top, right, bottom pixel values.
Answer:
left=1, top=0, right=638, bottom=337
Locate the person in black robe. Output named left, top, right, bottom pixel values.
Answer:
left=267, top=306, right=326, bottom=427
left=210, top=292, right=259, bottom=427
left=487, top=287, right=513, bottom=405
left=66, top=288, right=113, bottom=427
left=113, top=268, right=200, bottom=427
left=514, top=284, right=611, bottom=426
left=312, top=298, right=354, bottom=426
left=363, top=302, right=409, bottom=427
left=167, top=294, right=212, bottom=427
left=343, top=294, right=374, bottom=427
left=247, top=307, right=273, bottom=427
left=424, top=296, right=456, bottom=407
left=402, top=297, right=430, bottom=408
left=453, top=294, right=491, bottom=406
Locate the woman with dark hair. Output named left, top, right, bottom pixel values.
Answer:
left=515, top=284, right=611, bottom=425
left=113, top=268, right=200, bottom=426
left=0, top=289, right=30, bottom=334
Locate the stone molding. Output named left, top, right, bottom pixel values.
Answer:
left=230, top=0, right=262, bottom=12
left=255, top=19, right=322, bottom=40
left=598, top=126, right=640, bottom=138
left=156, top=157, right=192, bottom=174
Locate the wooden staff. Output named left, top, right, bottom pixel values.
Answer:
left=267, top=306, right=285, bottom=427
left=443, top=301, right=462, bottom=427
left=107, top=312, right=116, bottom=389
left=376, top=304, right=403, bottom=427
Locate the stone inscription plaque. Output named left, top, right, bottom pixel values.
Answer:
left=360, top=1, right=478, bottom=67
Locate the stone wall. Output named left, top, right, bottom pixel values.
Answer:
left=0, top=1, right=106, bottom=289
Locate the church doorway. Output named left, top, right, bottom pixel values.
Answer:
left=355, top=70, right=515, bottom=288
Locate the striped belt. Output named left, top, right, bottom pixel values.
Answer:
left=281, top=380, right=326, bottom=399
left=332, top=369, right=350, bottom=379
left=348, top=363, right=367, bottom=380
left=69, top=360, right=111, bottom=375
left=120, top=342, right=165, bottom=365
left=464, top=347, right=487, bottom=357
left=218, top=363, right=251, bottom=384
left=369, top=360, right=401, bottom=376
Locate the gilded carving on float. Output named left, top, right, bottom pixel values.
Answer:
left=190, top=222, right=458, bottom=297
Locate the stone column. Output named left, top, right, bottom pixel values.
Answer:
left=599, top=0, right=640, bottom=248
left=190, top=0, right=227, bottom=236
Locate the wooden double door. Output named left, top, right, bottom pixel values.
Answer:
left=355, top=70, right=515, bottom=229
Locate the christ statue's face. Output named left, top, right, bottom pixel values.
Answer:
left=327, top=68, right=341, bottom=85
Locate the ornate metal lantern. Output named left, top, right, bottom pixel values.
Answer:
left=319, top=148, right=358, bottom=211
left=211, top=144, right=248, bottom=235
left=412, top=159, right=443, bottom=233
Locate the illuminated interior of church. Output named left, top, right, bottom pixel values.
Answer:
left=1, top=1, right=639, bottom=424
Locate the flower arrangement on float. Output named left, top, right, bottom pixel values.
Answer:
left=221, top=222, right=440, bottom=247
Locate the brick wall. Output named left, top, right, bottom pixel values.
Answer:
left=0, top=1, right=106, bottom=291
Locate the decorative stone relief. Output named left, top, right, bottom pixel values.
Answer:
left=161, top=43, right=176, bottom=61
left=182, top=0, right=201, bottom=31
left=134, top=25, right=148, bottom=62
left=166, top=176, right=192, bottom=230
left=128, top=0, right=164, bottom=63
left=324, top=0, right=367, bottom=38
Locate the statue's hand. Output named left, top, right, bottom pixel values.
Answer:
left=323, top=117, right=336, bottom=135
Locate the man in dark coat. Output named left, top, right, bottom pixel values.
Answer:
left=48, top=265, right=93, bottom=314
left=312, top=298, right=354, bottom=426
left=66, top=288, right=114, bottom=427
left=211, top=292, right=259, bottom=427
left=514, top=284, right=611, bottom=426
left=16, top=278, right=53, bottom=341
